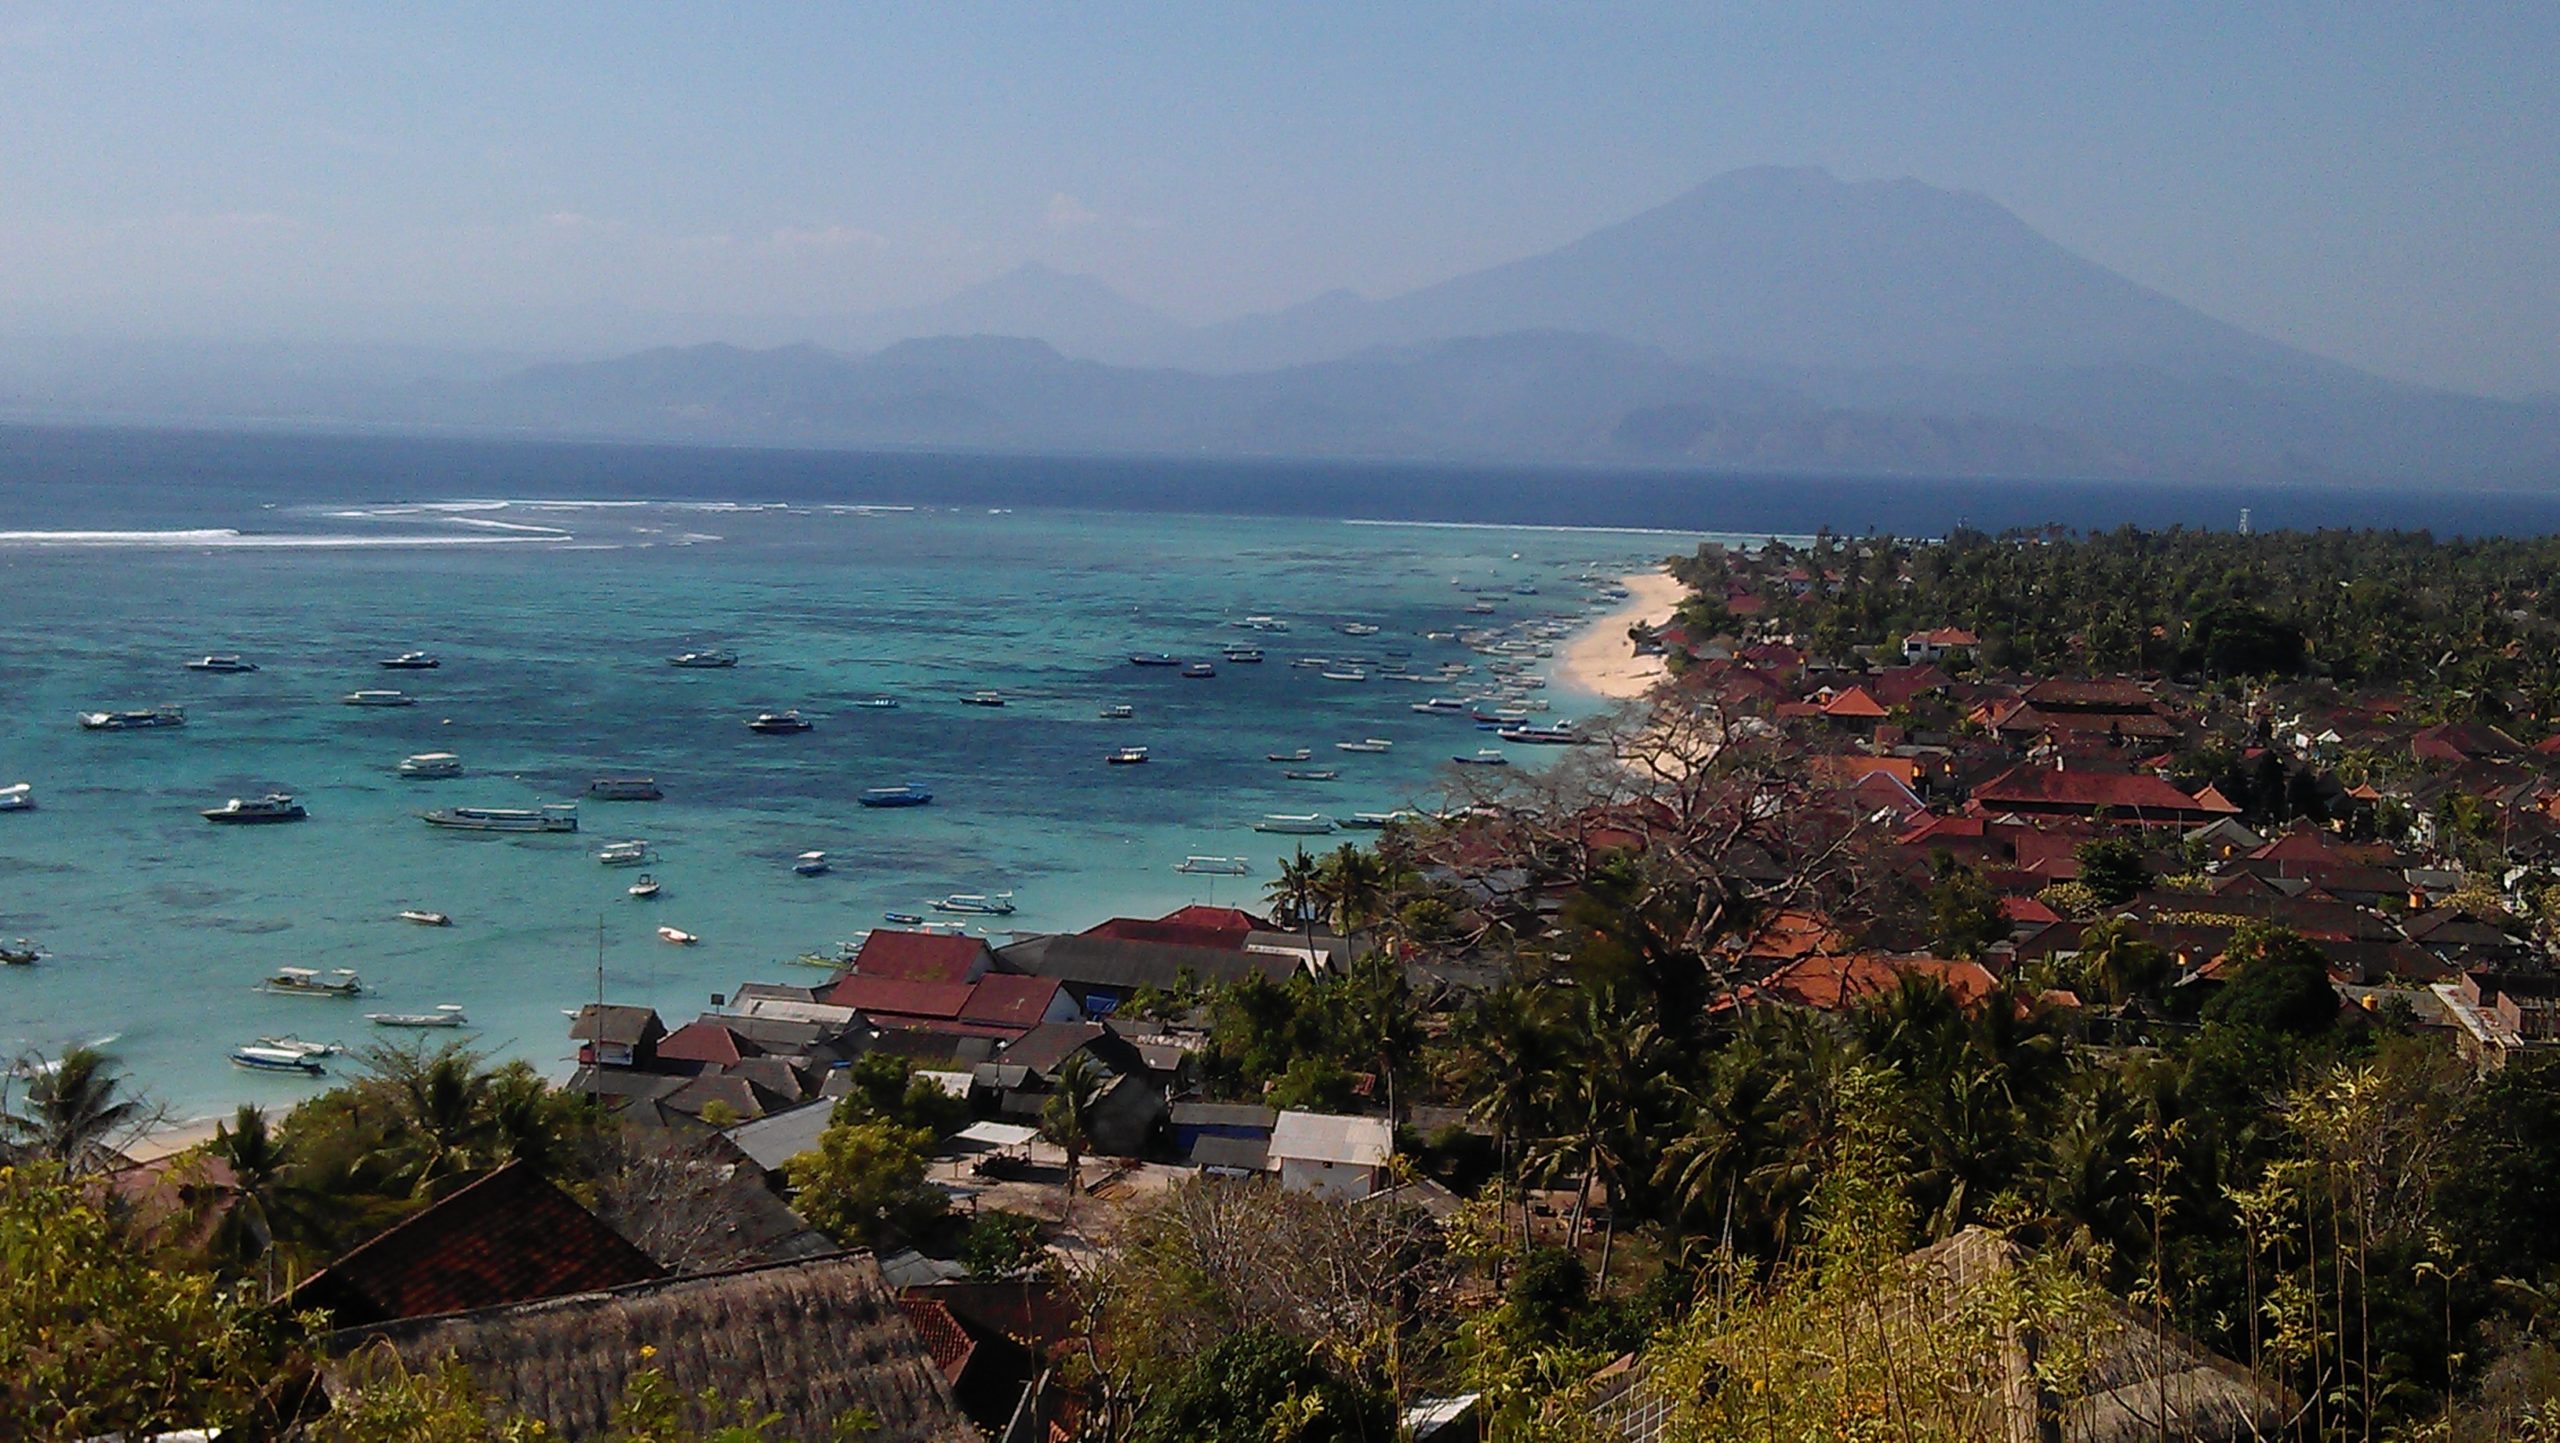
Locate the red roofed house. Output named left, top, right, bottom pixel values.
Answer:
left=1818, top=686, right=1890, bottom=724
left=293, top=1161, right=663, bottom=1327
left=1969, top=763, right=2236, bottom=827
left=957, top=973, right=1079, bottom=1031
left=850, top=930, right=993, bottom=984
left=656, top=1019, right=763, bottom=1069
left=1727, top=953, right=2003, bottom=1013
left=1902, top=627, right=1980, bottom=663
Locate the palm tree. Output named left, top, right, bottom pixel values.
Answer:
left=1041, top=1052, right=1110, bottom=1208
left=1267, top=847, right=1322, bottom=937
left=3, top=1044, right=148, bottom=1174
left=204, top=1104, right=315, bottom=1282
left=359, top=1043, right=499, bottom=1197
left=1528, top=990, right=1668, bottom=1286
left=1447, top=985, right=1562, bottom=1248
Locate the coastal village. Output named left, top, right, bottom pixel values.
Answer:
left=27, top=524, right=2560, bottom=1441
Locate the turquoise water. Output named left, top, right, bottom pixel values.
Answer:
left=0, top=497, right=1695, bottom=1118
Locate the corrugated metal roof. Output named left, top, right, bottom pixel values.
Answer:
left=1269, top=1109, right=1392, bottom=1167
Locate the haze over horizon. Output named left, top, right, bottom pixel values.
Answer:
left=2, top=4, right=2555, bottom=400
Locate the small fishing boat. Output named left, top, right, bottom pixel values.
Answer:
left=883, top=911, right=927, bottom=925
left=398, top=752, right=463, bottom=779
left=367, top=1004, right=468, bottom=1029
left=0, top=938, right=40, bottom=966
left=960, top=691, right=1005, bottom=707
left=1319, top=668, right=1369, bottom=682
left=230, top=1045, right=325, bottom=1076
left=1284, top=769, right=1340, bottom=781
left=597, top=840, right=652, bottom=866
left=792, top=851, right=830, bottom=876
left=668, top=649, right=739, bottom=668
left=746, top=710, right=813, bottom=734
left=1466, top=601, right=1498, bottom=615
left=852, top=697, right=899, bottom=709
left=656, top=925, right=698, bottom=946
left=202, top=793, right=308, bottom=824
left=261, top=966, right=363, bottom=998
left=858, top=782, right=933, bottom=808
left=378, top=652, right=441, bottom=669
left=1100, top=703, right=1136, bottom=719
left=1221, top=646, right=1265, bottom=663
left=396, top=909, right=452, bottom=927
left=933, top=892, right=1017, bottom=915
left=1412, top=697, right=1472, bottom=715
left=253, top=1035, right=339, bottom=1058
left=0, top=783, right=33, bottom=811
left=1341, top=810, right=1423, bottom=829
left=1182, top=663, right=1217, bottom=678
left=1451, top=749, right=1512, bottom=766
left=1130, top=652, right=1181, bottom=667
left=629, top=874, right=661, bottom=899
left=1338, top=622, right=1381, bottom=636
left=1335, top=738, right=1393, bottom=753
left=1253, top=813, right=1336, bottom=835
left=343, top=689, right=416, bottom=707
left=1267, top=748, right=1313, bottom=762
left=424, top=805, right=579, bottom=833
left=1290, top=656, right=1331, bottom=669
left=185, top=654, right=259, bottom=673
left=1108, top=746, right=1151, bottom=765
left=1496, top=723, right=1585, bottom=745
left=79, top=704, right=185, bottom=731
left=588, top=776, right=664, bottom=801
left=1174, top=855, right=1252, bottom=876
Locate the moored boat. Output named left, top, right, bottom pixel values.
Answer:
left=398, top=752, right=463, bottom=778
left=343, top=689, right=416, bottom=707
left=858, top=782, right=933, bottom=808
left=1452, top=749, right=1511, bottom=766
left=853, top=697, right=899, bottom=709
left=668, top=649, right=739, bottom=668
left=1335, top=738, right=1393, bottom=753
left=1182, top=662, right=1217, bottom=678
left=792, top=851, right=830, bottom=876
left=79, top=704, right=185, bottom=731
left=1100, top=703, right=1136, bottom=719
left=253, top=1035, right=340, bottom=1058
left=0, top=783, right=32, bottom=811
left=1267, top=748, right=1313, bottom=762
left=883, top=911, right=926, bottom=925
left=186, top=654, right=259, bottom=673
left=656, top=925, right=698, bottom=946
left=961, top=691, right=1005, bottom=707
left=396, top=909, right=452, bottom=927
left=589, top=776, right=664, bottom=801
left=1108, top=746, right=1151, bottom=765
left=932, top=892, right=1016, bottom=915
left=1341, top=810, right=1423, bottom=829
left=1412, top=697, right=1471, bottom=714
left=0, top=938, right=40, bottom=966
left=597, top=839, right=652, bottom=866
left=746, top=710, right=813, bottom=734
left=1221, top=646, right=1265, bottom=663
left=1283, top=769, right=1340, bottom=781
left=367, top=1004, right=468, bottom=1029
left=230, top=1045, right=326, bottom=1076
left=1253, top=813, right=1336, bottom=835
left=423, top=804, right=579, bottom=833
left=1174, top=855, right=1252, bottom=876
left=1319, top=668, right=1369, bottom=682
left=1496, top=723, right=1586, bottom=745
left=378, top=652, right=441, bottom=669
left=629, top=874, right=661, bottom=898
left=261, top=966, right=363, bottom=998
left=202, top=793, right=308, bottom=824
left=1130, top=652, right=1180, bottom=667
left=1338, top=622, right=1381, bottom=636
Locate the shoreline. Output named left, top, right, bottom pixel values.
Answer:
left=1552, top=568, right=1687, bottom=701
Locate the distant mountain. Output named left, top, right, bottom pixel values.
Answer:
left=823, top=263, right=1181, bottom=364
left=486, top=330, right=2127, bottom=478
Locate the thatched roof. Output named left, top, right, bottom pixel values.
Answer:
left=324, top=1251, right=979, bottom=1442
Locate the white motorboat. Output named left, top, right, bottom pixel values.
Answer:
left=253, top=1035, right=340, bottom=1059
left=1100, top=703, right=1135, bottom=719
left=588, top=776, right=664, bottom=801
left=1452, top=749, right=1512, bottom=766
left=853, top=697, right=899, bottom=709
left=378, top=652, right=441, bottom=670
left=629, top=874, right=661, bottom=898
left=398, top=752, right=463, bottom=779
left=396, top=909, right=452, bottom=927
left=1412, top=697, right=1471, bottom=715
left=261, top=966, right=363, bottom=998
left=79, top=704, right=185, bottom=731
left=1253, top=814, right=1336, bottom=835
left=1108, top=746, right=1151, bottom=765
left=186, top=654, right=259, bottom=673
left=1335, top=738, right=1393, bottom=753
left=1320, top=668, right=1370, bottom=682
left=746, top=710, right=813, bottom=734
left=961, top=691, right=1005, bottom=707
left=656, top=925, right=698, bottom=945
left=344, top=689, right=416, bottom=707
left=1338, top=622, right=1381, bottom=636
left=1283, top=769, right=1340, bottom=781
left=0, top=783, right=31, bottom=811
left=1341, top=810, right=1423, bottom=829
left=1221, top=646, right=1265, bottom=663
left=597, top=839, right=652, bottom=866
left=367, top=1004, right=468, bottom=1029
left=230, top=1045, right=325, bottom=1076
left=792, top=851, right=830, bottom=876
left=1174, top=855, right=1251, bottom=876
left=202, top=794, right=308, bottom=824
left=422, top=804, right=579, bottom=833
left=933, top=892, right=1017, bottom=916
left=668, top=649, right=739, bottom=668
left=1267, top=748, right=1313, bottom=762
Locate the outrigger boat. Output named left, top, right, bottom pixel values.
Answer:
left=1108, top=746, right=1151, bottom=765
left=343, top=689, right=417, bottom=707
left=202, top=794, right=307, bottom=824
left=1335, top=738, right=1393, bottom=753
left=792, top=851, right=830, bottom=876
left=230, top=1045, right=326, bottom=1076
left=79, top=704, right=185, bottom=731
left=424, top=805, right=579, bottom=833
left=1174, top=855, right=1251, bottom=876
left=1100, top=703, right=1135, bottom=719
left=1253, top=814, right=1336, bottom=835
left=1341, top=810, right=1423, bottom=829
left=398, top=752, right=463, bottom=778
left=0, top=782, right=29, bottom=811
left=186, top=654, right=259, bottom=673
left=1283, top=769, right=1340, bottom=781
left=597, top=839, right=652, bottom=866
left=858, top=782, right=933, bottom=808
left=378, top=652, right=441, bottom=669
left=883, top=911, right=926, bottom=925
left=0, top=938, right=41, bottom=966
left=396, top=909, right=452, bottom=927
left=746, top=710, right=813, bottom=734
left=933, top=893, right=1017, bottom=916
left=668, top=649, right=739, bottom=668
left=961, top=691, right=1005, bottom=707
left=261, top=966, right=363, bottom=998
left=253, top=1035, right=340, bottom=1059
left=1267, top=748, right=1313, bottom=762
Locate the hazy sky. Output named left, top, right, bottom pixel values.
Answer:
left=1, top=3, right=2553, bottom=395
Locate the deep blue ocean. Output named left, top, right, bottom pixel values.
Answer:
left=4, top=421, right=2557, bottom=1121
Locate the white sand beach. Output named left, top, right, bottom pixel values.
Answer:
left=1553, top=568, right=1688, bottom=700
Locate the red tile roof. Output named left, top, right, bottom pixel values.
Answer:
left=1081, top=919, right=1249, bottom=950
left=897, top=1295, right=978, bottom=1383
left=852, top=930, right=991, bottom=984
left=293, top=1163, right=662, bottom=1326
left=1820, top=686, right=1889, bottom=719
left=825, top=976, right=978, bottom=1020
left=1972, top=764, right=2229, bottom=818
left=1731, top=954, right=2002, bottom=1012
left=657, top=1020, right=755, bottom=1067
left=958, top=973, right=1066, bottom=1029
